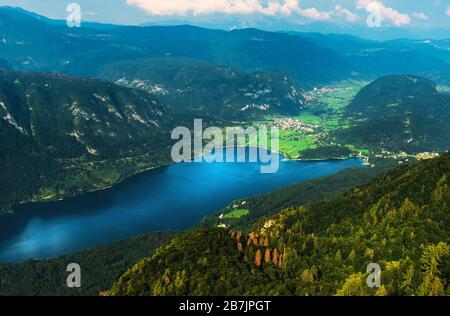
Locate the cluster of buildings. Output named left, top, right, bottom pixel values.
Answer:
left=415, top=152, right=440, bottom=160
left=265, top=117, right=316, bottom=133
left=374, top=149, right=440, bottom=161
left=311, top=87, right=354, bottom=94
left=304, top=86, right=354, bottom=102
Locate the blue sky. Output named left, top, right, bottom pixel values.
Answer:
left=1, top=0, right=449, bottom=29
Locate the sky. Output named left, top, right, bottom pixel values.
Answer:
left=0, top=0, right=449, bottom=30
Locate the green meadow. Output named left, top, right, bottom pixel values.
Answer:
left=223, top=209, right=250, bottom=219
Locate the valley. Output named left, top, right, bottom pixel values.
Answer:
left=2, top=69, right=443, bottom=217
left=248, top=78, right=448, bottom=162
left=0, top=4, right=448, bottom=298
left=254, top=80, right=368, bottom=159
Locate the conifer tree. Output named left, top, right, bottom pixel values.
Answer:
left=265, top=249, right=271, bottom=264
left=255, top=249, right=262, bottom=267
left=272, top=249, right=279, bottom=266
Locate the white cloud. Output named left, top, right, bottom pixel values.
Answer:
left=126, top=0, right=331, bottom=20
left=412, top=12, right=428, bottom=20
left=334, top=5, right=359, bottom=22
left=447, top=6, right=450, bottom=16
left=357, top=0, right=410, bottom=26
left=126, top=0, right=291, bottom=16
left=299, top=7, right=331, bottom=21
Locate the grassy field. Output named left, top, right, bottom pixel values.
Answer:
left=310, top=81, right=368, bottom=131
left=224, top=209, right=250, bottom=219
left=278, top=131, right=317, bottom=158
left=231, top=80, right=369, bottom=160
left=253, top=81, right=368, bottom=159
left=294, top=112, right=322, bottom=125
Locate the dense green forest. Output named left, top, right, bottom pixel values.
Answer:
left=336, top=75, right=450, bottom=152
left=297, top=147, right=353, bottom=160
left=109, top=153, right=449, bottom=296
left=0, top=232, right=178, bottom=296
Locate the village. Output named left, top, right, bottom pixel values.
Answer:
left=261, top=117, right=316, bottom=133
left=374, top=149, right=440, bottom=161
left=304, top=86, right=355, bottom=103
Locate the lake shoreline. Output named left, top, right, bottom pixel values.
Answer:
left=2, top=159, right=174, bottom=217
left=0, top=154, right=363, bottom=263
left=2, top=148, right=360, bottom=217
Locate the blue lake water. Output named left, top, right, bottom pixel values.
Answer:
left=0, top=150, right=362, bottom=262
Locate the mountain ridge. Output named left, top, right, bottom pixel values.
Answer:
left=98, top=58, right=305, bottom=120
left=0, top=7, right=349, bottom=86
left=0, top=69, right=174, bottom=213
left=335, top=75, right=450, bottom=152
left=2, top=7, right=449, bottom=88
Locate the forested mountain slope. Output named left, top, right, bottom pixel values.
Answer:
left=0, top=231, right=178, bottom=296
left=98, top=58, right=305, bottom=120
left=336, top=75, right=450, bottom=152
left=347, top=75, right=439, bottom=116
left=0, top=70, right=174, bottom=213
left=110, top=153, right=450, bottom=296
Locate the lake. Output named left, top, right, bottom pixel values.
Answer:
left=0, top=149, right=363, bottom=262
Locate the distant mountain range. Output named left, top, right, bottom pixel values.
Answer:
left=98, top=58, right=305, bottom=120
left=289, top=22, right=450, bottom=41
left=141, top=14, right=450, bottom=41
left=0, top=7, right=347, bottom=87
left=336, top=75, right=450, bottom=152
left=294, top=33, right=450, bottom=79
left=1, top=6, right=449, bottom=88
